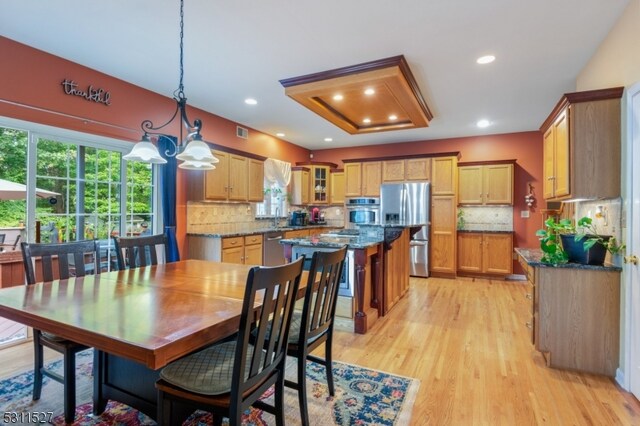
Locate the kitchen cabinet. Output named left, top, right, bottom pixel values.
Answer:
left=540, top=87, right=623, bottom=201
left=330, top=170, right=345, bottom=204
left=430, top=155, right=458, bottom=276
left=458, top=162, right=514, bottom=205
left=517, top=254, right=536, bottom=345
left=516, top=250, right=620, bottom=376
left=431, top=156, right=457, bottom=196
left=457, top=232, right=513, bottom=276
left=221, top=235, right=263, bottom=265
left=343, top=161, right=381, bottom=197
left=382, top=157, right=431, bottom=182
left=290, top=167, right=310, bottom=205
left=247, top=159, right=265, bottom=202
left=310, top=165, right=330, bottom=204
left=205, top=151, right=248, bottom=201
left=284, top=229, right=310, bottom=239
left=187, top=234, right=263, bottom=265
left=344, top=163, right=362, bottom=197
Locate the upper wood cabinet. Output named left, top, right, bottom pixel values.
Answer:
left=344, top=163, right=362, bottom=197
left=431, top=156, right=457, bottom=195
left=290, top=167, right=310, bottom=205
left=458, top=162, right=514, bottom=205
left=205, top=151, right=248, bottom=201
left=540, top=87, right=623, bottom=201
left=344, top=161, right=381, bottom=197
left=247, top=159, right=264, bottom=202
left=362, top=162, right=381, bottom=196
left=330, top=170, right=345, bottom=204
left=310, top=165, right=331, bottom=204
left=382, top=157, right=431, bottom=182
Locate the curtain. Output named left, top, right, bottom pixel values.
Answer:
left=158, top=136, right=180, bottom=262
left=263, top=158, right=292, bottom=188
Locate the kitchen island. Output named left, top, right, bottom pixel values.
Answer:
left=281, top=224, right=418, bottom=334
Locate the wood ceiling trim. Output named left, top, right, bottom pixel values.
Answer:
left=280, top=55, right=432, bottom=135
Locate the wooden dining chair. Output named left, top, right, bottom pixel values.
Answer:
left=285, top=246, right=347, bottom=426
left=155, top=256, right=305, bottom=426
left=112, top=233, right=169, bottom=270
left=20, top=239, right=101, bottom=424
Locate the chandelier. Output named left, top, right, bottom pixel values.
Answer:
left=123, top=0, right=218, bottom=170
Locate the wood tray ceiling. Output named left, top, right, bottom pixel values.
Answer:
left=280, top=55, right=433, bottom=135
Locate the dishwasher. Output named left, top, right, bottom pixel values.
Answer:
left=263, top=231, right=285, bottom=266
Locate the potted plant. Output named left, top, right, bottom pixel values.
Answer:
left=536, top=216, right=625, bottom=266
left=535, top=217, right=571, bottom=265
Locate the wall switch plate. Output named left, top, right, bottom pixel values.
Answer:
left=521, top=210, right=530, bottom=218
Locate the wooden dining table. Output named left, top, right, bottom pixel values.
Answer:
left=0, top=259, right=306, bottom=420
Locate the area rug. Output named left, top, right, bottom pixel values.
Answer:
left=0, top=350, right=419, bottom=425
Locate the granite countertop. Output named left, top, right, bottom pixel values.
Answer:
left=515, top=248, right=622, bottom=272
left=188, top=224, right=338, bottom=238
left=360, top=222, right=428, bottom=229
left=279, top=234, right=383, bottom=250
left=458, top=229, right=514, bottom=234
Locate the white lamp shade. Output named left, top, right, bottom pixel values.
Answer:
left=179, top=160, right=216, bottom=170
left=123, top=141, right=167, bottom=164
left=175, top=140, right=218, bottom=163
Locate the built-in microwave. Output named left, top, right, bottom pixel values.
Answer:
left=345, top=197, right=379, bottom=228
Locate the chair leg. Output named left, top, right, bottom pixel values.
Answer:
left=275, top=370, right=286, bottom=426
left=63, top=351, right=77, bottom=424
left=157, top=389, right=171, bottom=426
left=325, top=335, right=335, bottom=396
left=297, top=354, right=310, bottom=426
left=32, top=332, right=43, bottom=401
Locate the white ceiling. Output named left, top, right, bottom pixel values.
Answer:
left=0, top=0, right=630, bottom=150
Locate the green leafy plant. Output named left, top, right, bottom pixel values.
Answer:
left=535, top=217, right=572, bottom=265
left=456, top=209, right=465, bottom=230
left=574, top=216, right=626, bottom=255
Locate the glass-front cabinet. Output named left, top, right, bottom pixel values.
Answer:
left=311, top=165, right=329, bottom=203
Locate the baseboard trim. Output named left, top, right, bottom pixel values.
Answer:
left=615, top=367, right=626, bottom=390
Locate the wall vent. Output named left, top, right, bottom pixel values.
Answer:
left=236, top=126, right=249, bottom=139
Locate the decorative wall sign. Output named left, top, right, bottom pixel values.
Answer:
left=61, top=79, right=111, bottom=105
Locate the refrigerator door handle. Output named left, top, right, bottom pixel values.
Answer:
left=410, top=240, right=428, bottom=246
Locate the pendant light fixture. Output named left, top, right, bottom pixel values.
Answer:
left=124, top=0, right=218, bottom=170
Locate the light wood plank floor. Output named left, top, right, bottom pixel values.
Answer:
left=333, top=276, right=640, bottom=425
left=1, top=276, right=639, bottom=424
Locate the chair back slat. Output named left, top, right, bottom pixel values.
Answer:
left=21, top=240, right=101, bottom=285
left=113, top=234, right=169, bottom=270
left=234, top=257, right=304, bottom=396
left=302, top=247, right=347, bottom=343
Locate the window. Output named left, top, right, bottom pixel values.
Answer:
left=256, top=182, right=289, bottom=217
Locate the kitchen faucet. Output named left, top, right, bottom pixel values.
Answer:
left=274, top=207, right=280, bottom=228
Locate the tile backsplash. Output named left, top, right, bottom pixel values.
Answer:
left=458, top=206, right=513, bottom=231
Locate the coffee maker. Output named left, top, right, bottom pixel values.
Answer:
left=290, top=210, right=308, bottom=226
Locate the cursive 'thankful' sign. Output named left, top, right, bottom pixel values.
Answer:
left=61, top=79, right=111, bottom=106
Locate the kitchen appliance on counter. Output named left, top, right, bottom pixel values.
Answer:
left=345, top=197, right=379, bottom=228
left=380, top=181, right=430, bottom=277
left=290, top=210, right=308, bottom=226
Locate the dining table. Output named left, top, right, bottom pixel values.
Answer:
left=0, top=259, right=306, bottom=420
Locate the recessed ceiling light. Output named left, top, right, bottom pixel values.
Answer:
left=276, top=132, right=285, bottom=137
left=324, top=137, right=333, bottom=142
left=363, top=118, right=371, bottom=124
left=244, top=98, right=258, bottom=105
left=364, top=88, right=375, bottom=96
left=333, top=94, right=344, bottom=101
left=477, top=119, right=491, bottom=128
left=476, top=55, right=496, bottom=65
left=388, top=114, right=398, bottom=121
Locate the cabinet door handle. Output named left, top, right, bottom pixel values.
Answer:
left=624, top=255, right=639, bottom=265
left=547, top=176, right=556, bottom=180
left=526, top=322, right=533, bottom=329
left=525, top=293, right=532, bottom=300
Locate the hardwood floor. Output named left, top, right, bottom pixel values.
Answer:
left=332, top=276, right=640, bottom=425
left=1, top=276, right=639, bottom=424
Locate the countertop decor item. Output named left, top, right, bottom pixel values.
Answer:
left=123, top=0, right=218, bottom=170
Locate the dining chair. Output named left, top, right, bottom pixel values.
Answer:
left=155, top=256, right=305, bottom=426
left=285, top=246, right=347, bottom=426
left=20, top=239, right=101, bottom=424
left=112, top=233, right=169, bottom=270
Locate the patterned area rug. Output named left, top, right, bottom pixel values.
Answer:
left=0, top=350, right=419, bottom=425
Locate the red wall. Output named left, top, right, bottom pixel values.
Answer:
left=311, top=132, right=544, bottom=274
left=0, top=36, right=310, bottom=253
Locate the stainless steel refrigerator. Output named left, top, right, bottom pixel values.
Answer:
left=380, top=181, right=430, bottom=277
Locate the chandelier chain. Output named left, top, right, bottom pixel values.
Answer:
left=177, top=0, right=185, bottom=98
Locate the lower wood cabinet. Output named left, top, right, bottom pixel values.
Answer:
left=188, top=235, right=263, bottom=265
left=457, top=232, right=513, bottom=276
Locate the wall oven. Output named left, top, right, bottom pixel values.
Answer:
left=345, top=197, right=380, bottom=228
